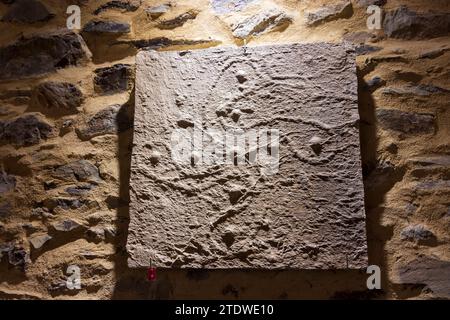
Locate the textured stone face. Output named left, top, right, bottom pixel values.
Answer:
left=128, top=43, right=367, bottom=269
left=0, top=31, right=90, bottom=80
left=83, top=20, right=131, bottom=34
left=231, top=8, right=292, bottom=39
left=396, top=257, right=450, bottom=299
left=306, top=1, right=353, bottom=26
left=75, top=104, right=132, bottom=141
left=383, top=6, right=450, bottom=40
left=0, top=114, right=53, bottom=146
left=93, top=64, right=134, bottom=95
left=30, top=82, right=84, bottom=115
left=376, top=109, right=435, bottom=135
left=156, top=9, right=198, bottom=29
left=93, top=0, right=141, bottom=15
left=210, top=0, right=255, bottom=14
left=1, top=0, right=54, bottom=23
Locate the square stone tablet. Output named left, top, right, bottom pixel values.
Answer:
left=127, top=43, right=367, bottom=269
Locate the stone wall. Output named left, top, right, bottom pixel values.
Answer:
left=0, top=0, right=449, bottom=299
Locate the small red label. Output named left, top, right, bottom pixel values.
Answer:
left=147, top=267, right=157, bottom=281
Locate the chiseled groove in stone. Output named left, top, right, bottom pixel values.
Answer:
left=128, top=43, right=367, bottom=269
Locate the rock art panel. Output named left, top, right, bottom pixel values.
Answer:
left=128, top=43, right=367, bottom=269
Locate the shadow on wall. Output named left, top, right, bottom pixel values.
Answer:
left=110, top=70, right=399, bottom=300
left=356, top=67, right=422, bottom=300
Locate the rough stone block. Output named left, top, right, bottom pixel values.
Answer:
left=93, top=64, right=134, bottom=95
left=93, top=0, right=141, bottom=15
left=76, top=104, right=131, bottom=140
left=306, top=1, right=353, bottom=26
left=128, top=43, right=367, bottom=269
left=156, top=10, right=198, bottom=29
left=1, top=0, right=54, bottom=23
left=231, top=8, right=292, bottom=39
left=0, top=113, right=53, bottom=146
left=396, top=256, right=450, bottom=299
left=0, top=31, right=91, bottom=80
left=383, top=6, right=450, bottom=40
left=30, top=81, right=83, bottom=115
left=83, top=20, right=131, bottom=34
left=210, top=0, right=255, bottom=14
left=376, top=109, right=435, bottom=135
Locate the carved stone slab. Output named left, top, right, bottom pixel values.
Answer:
left=128, top=43, right=367, bottom=269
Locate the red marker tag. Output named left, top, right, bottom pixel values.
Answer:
left=147, top=267, right=157, bottom=281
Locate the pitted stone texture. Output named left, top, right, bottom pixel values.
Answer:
left=128, top=43, right=367, bottom=269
